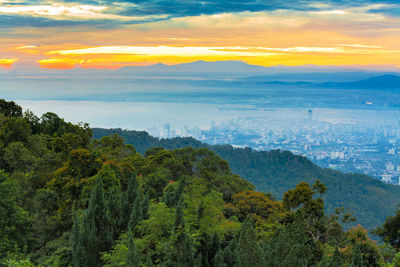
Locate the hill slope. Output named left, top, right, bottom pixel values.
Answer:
left=93, top=128, right=400, bottom=229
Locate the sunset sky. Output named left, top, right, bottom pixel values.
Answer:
left=1, top=0, right=400, bottom=69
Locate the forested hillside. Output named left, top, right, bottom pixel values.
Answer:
left=93, top=128, right=400, bottom=229
left=2, top=99, right=400, bottom=266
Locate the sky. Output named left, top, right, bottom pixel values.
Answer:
left=1, top=0, right=400, bottom=70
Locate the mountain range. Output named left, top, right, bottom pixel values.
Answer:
left=238, top=74, right=400, bottom=89
left=3, top=61, right=400, bottom=82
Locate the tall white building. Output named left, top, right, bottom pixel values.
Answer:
left=163, top=123, right=171, bottom=138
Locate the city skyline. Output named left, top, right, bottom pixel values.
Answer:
left=141, top=109, right=400, bottom=185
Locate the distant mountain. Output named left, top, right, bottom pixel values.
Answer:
left=242, top=72, right=382, bottom=82
left=115, top=61, right=400, bottom=79
left=93, top=128, right=400, bottom=229
left=333, top=74, right=400, bottom=89
left=117, top=60, right=267, bottom=74
left=6, top=61, right=399, bottom=80
left=236, top=74, right=400, bottom=89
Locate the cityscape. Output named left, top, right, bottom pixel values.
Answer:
left=147, top=108, right=400, bottom=185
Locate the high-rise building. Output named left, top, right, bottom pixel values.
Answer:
left=190, top=127, right=201, bottom=139
left=163, top=123, right=171, bottom=138
left=182, top=125, right=189, bottom=137
left=308, top=109, right=313, bottom=122
left=209, top=120, right=216, bottom=132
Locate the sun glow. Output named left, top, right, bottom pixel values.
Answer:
left=0, top=58, right=18, bottom=68
left=1, top=1, right=399, bottom=70
left=31, top=44, right=399, bottom=69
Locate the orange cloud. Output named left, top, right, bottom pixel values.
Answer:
left=37, top=58, right=83, bottom=69
left=0, top=58, right=18, bottom=68
left=33, top=44, right=400, bottom=69
left=3, top=5, right=399, bottom=70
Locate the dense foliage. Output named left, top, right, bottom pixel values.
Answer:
left=93, top=128, right=400, bottom=229
left=1, top=100, right=400, bottom=266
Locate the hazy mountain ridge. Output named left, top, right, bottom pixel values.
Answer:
left=331, top=74, right=400, bottom=89
left=234, top=74, right=400, bottom=89
left=4, top=61, right=400, bottom=81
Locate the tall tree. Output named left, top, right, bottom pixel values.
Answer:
left=235, top=218, right=265, bottom=267
left=171, top=196, right=195, bottom=267
left=107, top=187, right=122, bottom=239
left=142, top=191, right=150, bottom=220
left=174, top=196, right=185, bottom=232
left=214, top=249, right=227, bottom=267
left=208, top=233, right=220, bottom=267
left=79, top=177, right=112, bottom=266
left=126, top=232, right=140, bottom=267
left=223, top=238, right=238, bottom=267
left=128, top=194, right=143, bottom=231
left=119, top=174, right=139, bottom=231
left=163, top=176, right=187, bottom=208
left=71, top=209, right=84, bottom=267
left=265, top=212, right=316, bottom=266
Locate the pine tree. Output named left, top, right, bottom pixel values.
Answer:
left=196, top=232, right=221, bottom=267
left=223, top=238, right=238, bottom=267
left=164, top=176, right=187, bottom=208
left=107, top=186, right=122, bottom=239
left=198, top=233, right=211, bottom=267
left=350, top=245, right=365, bottom=267
left=235, top=218, right=265, bottom=267
left=262, top=233, right=276, bottom=267
left=175, top=233, right=195, bottom=267
left=142, top=191, right=150, bottom=220
left=119, top=173, right=139, bottom=231
left=80, top=177, right=112, bottom=266
left=171, top=195, right=195, bottom=267
left=172, top=176, right=186, bottom=207
left=265, top=212, right=315, bottom=267
left=128, top=193, right=143, bottom=231
left=126, top=232, right=141, bottom=267
left=209, top=233, right=220, bottom=267
left=71, top=209, right=85, bottom=267
left=174, top=196, right=185, bottom=231
left=162, top=190, right=174, bottom=207
left=214, top=249, right=227, bottom=267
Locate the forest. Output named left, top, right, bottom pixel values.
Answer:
left=93, top=128, right=400, bottom=229
left=1, top=99, right=400, bottom=266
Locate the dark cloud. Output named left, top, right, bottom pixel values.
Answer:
left=369, top=6, right=400, bottom=17
left=115, top=1, right=314, bottom=17
left=0, top=15, right=171, bottom=30
left=0, top=15, right=116, bottom=28
left=0, top=0, right=398, bottom=30
left=58, top=0, right=400, bottom=17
